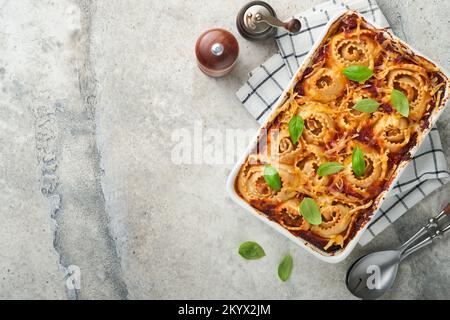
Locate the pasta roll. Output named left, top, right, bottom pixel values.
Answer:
left=342, top=143, right=387, bottom=190
left=298, top=109, right=336, bottom=145
left=267, top=126, right=304, bottom=165
left=276, top=199, right=310, bottom=231
left=236, top=155, right=299, bottom=204
left=329, top=30, right=380, bottom=69
left=303, top=67, right=347, bottom=103
left=383, top=64, right=431, bottom=121
left=373, top=114, right=411, bottom=152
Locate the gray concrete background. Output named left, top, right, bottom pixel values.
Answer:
left=0, top=0, right=448, bottom=299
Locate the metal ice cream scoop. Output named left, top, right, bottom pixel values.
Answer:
left=346, top=202, right=450, bottom=300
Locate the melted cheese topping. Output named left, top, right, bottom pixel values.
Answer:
left=235, top=13, right=448, bottom=254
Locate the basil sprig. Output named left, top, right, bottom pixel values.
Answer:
left=391, top=89, right=409, bottom=117
left=342, top=65, right=373, bottom=83
left=278, top=254, right=293, bottom=282
left=353, top=98, right=380, bottom=113
left=263, top=165, right=282, bottom=191
left=288, top=115, right=304, bottom=144
left=352, top=145, right=366, bottom=177
left=317, top=162, right=345, bottom=176
left=299, top=198, right=322, bottom=225
left=238, top=241, right=266, bottom=260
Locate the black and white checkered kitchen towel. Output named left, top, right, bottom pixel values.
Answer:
left=236, top=0, right=450, bottom=245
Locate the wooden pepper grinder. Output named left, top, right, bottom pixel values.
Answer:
left=195, top=28, right=239, bottom=77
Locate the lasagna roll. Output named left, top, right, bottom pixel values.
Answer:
left=276, top=199, right=310, bottom=231
left=267, top=126, right=304, bottom=165
left=342, top=143, right=387, bottom=191
left=236, top=155, right=299, bottom=205
left=296, top=146, right=331, bottom=192
left=298, top=109, right=336, bottom=145
left=329, top=30, right=380, bottom=69
left=336, top=90, right=372, bottom=131
left=303, top=67, right=347, bottom=103
left=381, top=64, right=431, bottom=121
left=373, top=114, right=411, bottom=152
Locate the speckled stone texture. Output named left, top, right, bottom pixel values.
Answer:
left=0, top=0, right=448, bottom=299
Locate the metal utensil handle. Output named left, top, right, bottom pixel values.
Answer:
left=400, top=228, right=448, bottom=261
left=398, top=226, right=428, bottom=252
left=400, top=203, right=450, bottom=261
left=400, top=236, right=433, bottom=261
left=440, top=223, right=450, bottom=235
left=398, top=202, right=450, bottom=254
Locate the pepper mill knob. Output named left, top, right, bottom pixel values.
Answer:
left=195, top=28, right=239, bottom=77
left=284, top=18, right=302, bottom=33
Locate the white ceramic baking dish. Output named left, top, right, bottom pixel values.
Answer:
left=227, top=10, right=450, bottom=263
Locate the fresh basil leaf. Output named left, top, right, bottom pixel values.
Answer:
left=352, top=145, right=366, bottom=177
left=263, top=165, right=281, bottom=192
left=342, top=65, right=373, bottom=83
left=353, top=98, right=380, bottom=113
left=299, top=197, right=322, bottom=225
left=278, top=254, right=293, bottom=282
left=238, top=241, right=266, bottom=260
left=288, top=115, right=304, bottom=144
left=391, top=89, right=409, bottom=117
left=317, top=162, right=345, bottom=177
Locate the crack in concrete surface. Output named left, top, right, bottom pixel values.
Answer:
left=35, top=0, right=129, bottom=300
left=35, top=0, right=129, bottom=299
left=32, top=103, right=78, bottom=299
left=76, top=0, right=129, bottom=299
